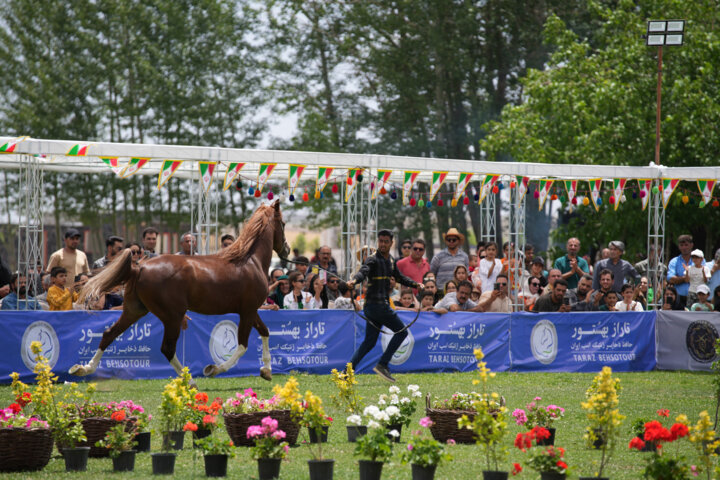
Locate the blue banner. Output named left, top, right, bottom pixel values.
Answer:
left=509, top=312, right=656, bottom=372
left=352, top=312, right=511, bottom=374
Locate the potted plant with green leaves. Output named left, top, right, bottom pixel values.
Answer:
left=579, top=366, right=625, bottom=480
left=354, top=423, right=394, bottom=480
left=193, top=429, right=235, bottom=478
left=400, top=417, right=452, bottom=480
left=248, top=416, right=289, bottom=480
left=512, top=397, right=565, bottom=446
left=95, top=422, right=138, bottom=472
left=330, top=363, right=365, bottom=442
left=188, top=392, right=222, bottom=447
left=54, top=412, right=89, bottom=471
left=152, top=368, right=196, bottom=474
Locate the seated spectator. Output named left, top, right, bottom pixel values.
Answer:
left=420, top=279, right=442, bottom=304
left=433, top=280, right=477, bottom=314
left=1, top=273, right=40, bottom=310
left=547, top=268, right=562, bottom=288
left=388, top=276, right=400, bottom=299
left=419, top=291, right=435, bottom=311
left=35, top=273, right=51, bottom=310
left=423, top=272, right=436, bottom=283
left=269, top=275, right=290, bottom=308
left=268, top=267, right=284, bottom=293
left=468, top=253, right=478, bottom=273
left=283, top=271, right=316, bottom=309
left=661, top=285, right=685, bottom=311
left=220, top=234, right=235, bottom=250
left=307, top=273, right=329, bottom=309
left=476, top=274, right=512, bottom=313
left=686, top=249, right=711, bottom=308
left=568, top=274, right=594, bottom=311
left=708, top=249, right=720, bottom=302
left=636, top=276, right=650, bottom=309
left=470, top=287, right=481, bottom=304
left=534, top=279, right=571, bottom=313
left=525, top=256, right=548, bottom=288
left=472, top=241, right=502, bottom=293
left=453, top=264, right=469, bottom=285
left=616, top=283, right=643, bottom=311
left=713, top=286, right=720, bottom=311
left=94, top=235, right=125, bottom=269
left=444, top=280, right=458, bottom=296
left=142, top=227, right=159, bottom=258
left=47, top=267, right=78, bottom=311
left=587, top=269, right=614, bottom=310
left=399, top=239, right=412, bottom=258
left=598, top=291, right=619, bottom=311
left=520, top=275, right=543, bottom=311
left=690, top=285, right=713, bottom=311
left=294, top=256, right=310, bottom=276
left=326, top=276, right=341, bottom=303
left=394, top=288, right=418, bottom=311
left=176, top=232, right=196, bottom=255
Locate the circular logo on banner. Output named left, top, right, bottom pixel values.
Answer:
left=209, top=320, right=238, bottom=365
left=530, top=320, right=558, bottom=365
left=686, top=320, right=719, bottom=363
left=21, top=321, right=60, bottom=371
left=380, top=329, right=414, bottom=366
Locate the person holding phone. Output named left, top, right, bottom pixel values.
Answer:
left=475, top=273, right=512, bottom=313
left=534, top=278, right=571, bottom=312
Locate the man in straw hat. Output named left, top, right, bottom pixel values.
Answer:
left=430, top=227, right=469, bottom=289
left=346, top=229, right=424, bottom=383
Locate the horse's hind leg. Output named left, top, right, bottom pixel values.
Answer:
left=254, top=317, right=272, bottom=381
left=203, top=310, right=255, bottom=378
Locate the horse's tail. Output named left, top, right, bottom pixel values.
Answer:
left=78, top=249, right=136, bottom=305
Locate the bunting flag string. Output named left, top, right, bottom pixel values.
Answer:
left=0, top=136, right=27, bottom=154
left=697, top=180, right=716, bottom=208
left=429, top=171, right=448, bottom=201
left=315, top=167, right=334, bottom=195
left=157, top=160, right=183, bottom=189
left=661, top=179, right=680, bottom=209
left=121, top=157, right=149, bottom=178
left=453, top=173, right=473, bottom=201
left=100, top=157, right=124, bottom=176
left=516, top=176, right=530, bottom=201
left=287, top=164, right=306, bottom=196
left=588, top=179, right=603, bottom=211
left=612, top=178, right=627, bottom=211
left=344, top=168, right=362, bottom=202
left=199, top=161, right=217, bottom=193
left=222, top=162, right=246, bottom=191
left=537, top=179, right=554, bottom=210
left=478, top=174, right=499, bottom=204
left=66, top=143, right=90, bottom=156
left=637, top=179, right=652, bottom=210
left=402, top=171, right=420, bottom=205
left=373, top=169, right=392, bottom=199
left=563, top=180, right=578, bottom=205
left=256, top=163, right=276, bottom=194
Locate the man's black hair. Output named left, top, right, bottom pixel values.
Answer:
left=106, top=235, right=124, bottom=247
left=378, top=229, right=394, bottom=239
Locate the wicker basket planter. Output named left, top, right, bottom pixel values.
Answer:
left=0, top=427, right=54, bottom=472
left=425, top=394, right=502, bottom=444
left=56, top=417, right=136, bottom=457
left=223, top=410, right=300, bottom=447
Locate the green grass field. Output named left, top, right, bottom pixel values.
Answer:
left=0, top=369, right=715, bottom=479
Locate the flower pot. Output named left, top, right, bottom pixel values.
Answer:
left=386, top=423, right=402, bottom=443
left=308, top=425, right=329, bottom=443
left=537, top=427, right=556, bottom=446
left=483, top=471, right=509, bottom=480
left=347, top=425, right=367, bottom=442
left=204, top=454, right=228, bottom=477
left=540, top=472, right=566, bottom=480
left=411, top=463, right=437, bottom=480
left=112, top=450, right=136, bottom=472
left=637, top=436, right=657, bottom=452
left=308, top=459, right=335, bottom=480
left=134, top=431, right=152, bottom=452
left=591, top=428, right=606, bottom=449
left=162, top=431, right=185, bottom=450
left=193, top=428, right=212, bottom=448
left=258, top=458, right=282, bottom=480
left=62, top=446, right=90, bottom=472
left=359, top=459, right=384, bottom=480
left=151, top=452, right=177, bottom=475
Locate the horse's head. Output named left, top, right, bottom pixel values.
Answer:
left=272, top=201, right=291, bottom=259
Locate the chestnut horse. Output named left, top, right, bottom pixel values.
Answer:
left=70, top=201, right=290, bottom=383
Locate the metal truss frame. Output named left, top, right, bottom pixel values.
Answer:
left=16, top=154, right=44, bottom=308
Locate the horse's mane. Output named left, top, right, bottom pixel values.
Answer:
left=218, top=204, right=276, bottom=264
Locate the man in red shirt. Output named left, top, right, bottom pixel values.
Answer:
left=397, top=239, right=430, bottom=293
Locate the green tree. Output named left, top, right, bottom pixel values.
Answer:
left=294, top=233, right=307, bottom=255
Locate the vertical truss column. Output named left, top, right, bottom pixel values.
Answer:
left=647, top=179, right=665, bottom=310
left=361, top=167, right=378, bottom=255
left=190, top=166, right=219, bottom=255
left=340, top=176, right=358, bottom=280
left=480, top=192, right=497, bottom=242
left=509, top=183, right=526, bottom=311
left=16, top=154, right=44, bottom=308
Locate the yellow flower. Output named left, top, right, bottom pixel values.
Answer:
left=30, top=341, right=43, bottom=355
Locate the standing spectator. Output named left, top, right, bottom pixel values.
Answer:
left=142, top=227, right=159, bottom=258
left=690, top=285, right=713, bottom=311
left=93, top=235, right=124, bottom=270
left=433, top=280, right=477, bottom=313
left=47, top=267, right=78, bottom=311
left=47, top=228, right=90, bottom=285
left=616, top=283, right=643, bottom=311
left=476, top=241, right=487, bottom=260
left=547, top=269, right=563, bottom=289
left=307, top=273, right=329, bottom=309
left=634, top=244, right=667, bottom=279
left=553, top=237, right=589, bottom=289
left=476, top=274, right=512, bottom=313
left=524, top=256, right=548, bottom=289
left=326, top=277, right=341, bottom=303
left=534, top=278, right=571, bottom=313
left=568, top=274, right=595, bottom=312
left=0, top=255, right=11, bottom=290
left=472, top=241, right=502, bottom=293
left=126, top=242, right=143, bottom=265
left=707, top=248, right=720, bottom=302
left=1, top=273, right=39, bottom=310
left=430, top=228, right=469, bottom=289
left=453, top=265, right=469, bottom=285
left=176, top=233, right=196, bottom=255
left=398, top=239, right=413, bottom=258
left=468, top=253, right=479, bottom=273
left=269, top=275, right=290, bottom=309
left=220, top=234, right=235, bottom=249
left=294, top=256, right=310, bottom=276
left=397, top=239, right=430, bottom=291
left=283, top=271, right=316, bottom=309
left=524, top=243, right=535, bottom=271
left=636, top=276, right=650, bottom=309
left=592, top=241, right=640, bottom=292
left=311, top=245, right=338, bottom=276
left=684, top=249, right=711, bottom=308
left=667, top=234, right=700, bottom=306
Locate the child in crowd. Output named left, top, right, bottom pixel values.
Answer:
left=472, top=241, right=502, bottom=292
left=691, top=285, right=713, bottom=311
left=599, top=291, right=619, bottom=311
left=444, top=280, right=458, bottom=295
left=468, top=253, right=478, bottom=273
left=333, top=282, right=360, bottom=310
left=394, top=288, right=417, bottom=311
left=47, top=267, right=77, bottom=311
left=616, top=283, right=644, bottom=311
left=685, top=249, right=710, bottom=308
left=420, top=291, right=435, bottom=311
left=453, top=265, right=469, bottom=285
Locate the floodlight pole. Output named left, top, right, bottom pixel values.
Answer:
left=654, top=45, right=663, bottom=165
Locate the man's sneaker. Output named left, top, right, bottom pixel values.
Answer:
left=373, top=364, right=396, bottom=383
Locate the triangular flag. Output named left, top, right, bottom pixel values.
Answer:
left=373, top=169, right=392, bottom=200
left=588, top=179, right=603, bottom=211
left=661, top=179, right=680, bottom=209
left=612, top=179, right=627, bottom=211
left=429, top=172, right=448, bottom=201
left=67, top=143, right=90, bottom=156
left=637, top=179, right=652, bottom=211
left=121, top=157, right=149, bottom=178
left=199, top=161, right=217, bottom=193
left=344, top=168, right=363, bottom=201
left=453, top=173, right=474, bottom=201
left=256, top=163, right=276, bottom=193
left=402, top=171, right=420, bottom=205
left=157, top=160, right=183, bottom=189
left=563, top=180, right=578, bottom=205
left=222, top=162, right=245, bottom=191
left=0, top=136, right=27, bottom=154
left=516, top=176, right=530, bottom=201
left=697, top=180, right=716, bottom=208
left=100, top=157, right=124, bottom=176
left=315, top=167, right=334, bottom=195
left=287, top=164, right=306, bottom=196
left=478, top=174, right=499, bottom=204
left=537, top=179, right=554, bottom=210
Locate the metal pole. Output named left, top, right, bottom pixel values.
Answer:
left=654, top=45, right=663, bottom=165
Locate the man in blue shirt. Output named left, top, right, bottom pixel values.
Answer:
left=1, top=273, right=40, bottom=310
left=667, top=234, right=703, bottom=305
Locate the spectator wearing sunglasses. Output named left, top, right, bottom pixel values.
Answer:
left=127, top=242, right=144, bottom=264
left=430, top=228, right=469, bottom=290
left=519, top=275, right=543, bottom=311
left=476, top=273, right=512, bottom=313
left=325, top=275, right=341, bottom=302
left=397, top=239, right=430, bottom=294
left=398, top=239, right=413, bottom=258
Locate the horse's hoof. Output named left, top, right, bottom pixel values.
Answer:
left=260, top=367, right=272, bottom=381
left=203, top=365, right=219, bottom=378
left=69, top=364, right=86, bottom=376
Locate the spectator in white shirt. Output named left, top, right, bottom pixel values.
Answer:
left=283, top=271, right=316, bottom=309
left=684, top=249, right=711, bottom=308
left=616, top=283, right=644, bottom=311
left=472, top=241, right=502, bottom=293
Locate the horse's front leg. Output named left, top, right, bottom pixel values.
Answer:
left=203, top=310, right=253, bottom=378
left=254, top=317, right=272, bottom=381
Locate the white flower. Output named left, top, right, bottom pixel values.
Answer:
left=364, top=405, right=380, bottom=418
left=407, top=384, right=420, bottom=393
left=400, top=397, right=411, bottom=404
left=388, top=429, right=400, bottom=438
left=377, top=397, right=387, bottom=406
left=390, top=394, right=399, bottom=404
left=389, top=386, right=401, bottom=394
left=375, top=411, right=390, bottom=422
left=346, top=414, right=362, bottom=426
left=385, top=405, right=400, bottom=418
left=412, top=391, right=422, bottom=398
left=367, top=420, right=381, bottom=429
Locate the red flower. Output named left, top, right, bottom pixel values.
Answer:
left=629, top=437, right=646, bottom=450
left=657, top=409, right=670, bottom=417
left=556, top=461, right=568, bottom=470
left=532, top=426, right=551, bottom=442
left=209, top=402, right=222, bottom=414
left=514, top=432, right=533, bottom=451
left=202, top=415, right=216, bottom=426
left=195, top=392, right=209, bottom=405
left=16, top=392, right=31, bottom=407
left=110, top=410, right=126, bottom=421
left=183, top=421, right=198, bottom=432
left=511, top=463, right=522, bottom=475
left=8, top=403, right=21, bottom=414
left=644, top=421, right=673, bottom=443
left=670, top=423, right=689, bottom=440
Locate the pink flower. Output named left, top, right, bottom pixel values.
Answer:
left=446, top=439, right=456, bottom=445
left=419, top=417, right=433, bottom=428
left=244, top=388, right=257, bottom=398
left=534, top=396, right=542, bottom=401
left=246, top=425, right=264, bottom=439
left=691, top=465, right=698, bottom=477
left=512, top=409, right=528, bottom=425
left=283, top=445, right=289, bottom=454
left=272, top=430, right=287, bottom=440
left=261, top=416, right=279, bottom=432
left=407, top=444, right=414, bottom=451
